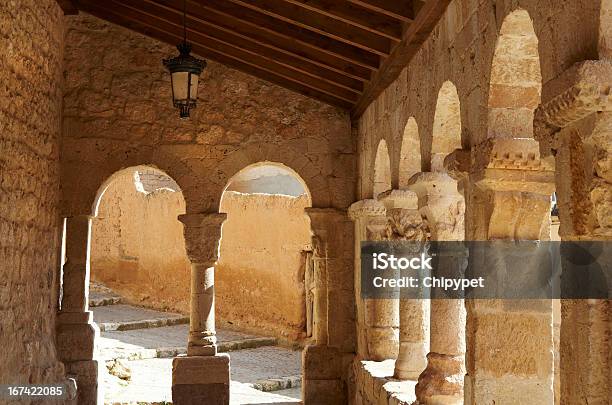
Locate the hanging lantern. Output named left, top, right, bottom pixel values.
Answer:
left=162, top=0, right=206, bottom=119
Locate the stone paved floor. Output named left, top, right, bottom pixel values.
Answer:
left=105, top=357, right=302, bottom=404
left=94, top=287, right=303, bottom=404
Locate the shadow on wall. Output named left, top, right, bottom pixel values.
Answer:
left=217, top=163, right=313, bottom=343
left=90, top=168, right=191, bottom=314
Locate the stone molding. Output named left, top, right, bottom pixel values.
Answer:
left=305, top=207, right=349, bottom=231
left=178, top=212, right=226, bottom=265
left=534, top=60, right=612, bottom=154
left=348, top=199, right=386, bottom=220
left=471, top=138, right=555, bottom=193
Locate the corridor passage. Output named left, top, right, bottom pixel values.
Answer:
left=91, top=284, right=302, bottom=404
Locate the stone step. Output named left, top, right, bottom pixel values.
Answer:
left=93, top=304, right=189, bottom=332
left=100, top=336, right=278, bottom=361
left=97, top=316, right=189, bottom=332
left=250, top=375, right=301, bottom=392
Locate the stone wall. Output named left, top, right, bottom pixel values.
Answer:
left=357, top=0, right=601, bottom=200
left=61, top=13, right=355, bottom=218
left=90, top=169, right=191, bottom=314
left=217, top=192, right=311, bottom=341
left=0, top=0, right=67, bottom=393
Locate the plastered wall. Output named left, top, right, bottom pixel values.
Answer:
left=217, top=191, right=311, bottom=341
left=0, top=0, right=66, bottom=390
left=90, top=170, right=191, bottom=314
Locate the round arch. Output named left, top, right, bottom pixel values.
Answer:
left=92, top=165, right=183, bottom=217
left=373, top=139, right=392, bottom=197
left=399, top=117, right=422, bottom=188
left=488, top=8, right=541, bottom=139
left=221, top=161, right=312, bottom=206
left=431, top=81, right=462, bottom=172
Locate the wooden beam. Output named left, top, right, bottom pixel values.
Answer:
left=223, top=0, right=392, bottom=56
left=151, top=0, right=372, bottom=82
left=56, top=0, right=78, bottom=15
left=78, top=2, right=355, bottom=109
left=352, top=0, right=452, bottom=117
left=280, top=0, right=403, bottom=41
left=137, top=0, right=365, bottom=91
left=347, top=0, right=415, bottom=22
left=201, top=0, right=381, bottom=70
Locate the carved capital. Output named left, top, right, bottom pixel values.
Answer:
left=407, top=173, right=464, bottom=241
left=178, top=212, right=226, bottom=265
left=348, top=199, right=386, bottom=221
left=471, top=138, right=555, bottom=194
left=534, top=60, right=612, bottom=155
left=377, top=189, right=418, bottom=210
left=443, top=149, right=471, bottom=181
left=305, top=207, right=348, bottom=232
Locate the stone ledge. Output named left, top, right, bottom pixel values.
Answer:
left=97, top=316, right=190, bottom=332
left=250, top=374, right=301, bottom=392
left=354, top=359, right=417, bottom=405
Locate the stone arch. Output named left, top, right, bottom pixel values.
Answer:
left=373, top=139, right=392, bottom=197
left=399, top=117, right=422, bottom=187
left=221, top=161, right=312, bottom=205
left=92, top=165, right=184, bottom=217
left=431, top=81, right=462, bottom=172
left=217, top=161, right=313, bottom=340
left=488, top=8, right=542, bottom=139
left=214, top=144, right=333, bottom=209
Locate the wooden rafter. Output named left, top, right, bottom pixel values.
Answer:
left=352, top=0, right=453, bottom=117
left=347, top=0, right=416, bottom=22
left=280, top=0, right=403, bottom=41
left=56, top=0, right=78, bottom=15
left=222, top=0, right=393, bottom=55
left=71, top=0, right=450, bottom=112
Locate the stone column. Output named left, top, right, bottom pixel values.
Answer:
left=302, top=208, right=354, bottom=405
left=349, top=200, right=399, bottom=361
left=378, top=190, right=430, bottom=380
left=465, top=137, right=556, bottom=404
left=57, top=215, right=103, bottom=405
left=408, top=173, right=466, bottom=405
left=534, top=60, right=612, bottom=405
left=172, top=212, right=229, bottom=405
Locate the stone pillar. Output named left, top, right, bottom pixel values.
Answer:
left=378, top=190, right=430, bottom=380
left=534, top=60, right=612, bottom=405
left=349, top=200, right=399, bottom=361
left=465, top=137, right=556, bottom=404
left=172, top=212, right=230, bottom=405
left=407, top=173, right=466, bottom=405
left=57, top=215, right=103, bottom=405
left=302, top=208, right=354, bottom=405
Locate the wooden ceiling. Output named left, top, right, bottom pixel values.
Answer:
left=57, top=0, right=450, bottom=117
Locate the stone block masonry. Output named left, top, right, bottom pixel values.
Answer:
left=0, top=0, right=67, bottom=395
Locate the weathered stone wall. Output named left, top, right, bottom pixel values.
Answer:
left=61, top=13, right=355, bottom=218
left=217, top=192, right=311, bottom=341
left=357, top=0, right=601, bottom=199
left=0, top=0, right=66, bottom=392
left=90, top=169, right=191, bottom=314
left=354, top=1, right=607, bottom=405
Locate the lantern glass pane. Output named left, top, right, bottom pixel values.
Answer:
left=172, top=71, right=189, bottom=101
left=189, top=73, right=199, bottom=101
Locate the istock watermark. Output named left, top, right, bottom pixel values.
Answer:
left=361, top=241, right=611, bottom=299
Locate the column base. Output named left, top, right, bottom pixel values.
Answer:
left=394, top=341, right=428, bottom=380
left=302, top=345, right=346, bottom=404
left=416, top=353, right=464, bottom=405
left=56, top=312, right=98, bottom=362
left=65, top=359, right=103, bottom=405
left=172, top=354, right=230, bottom=405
